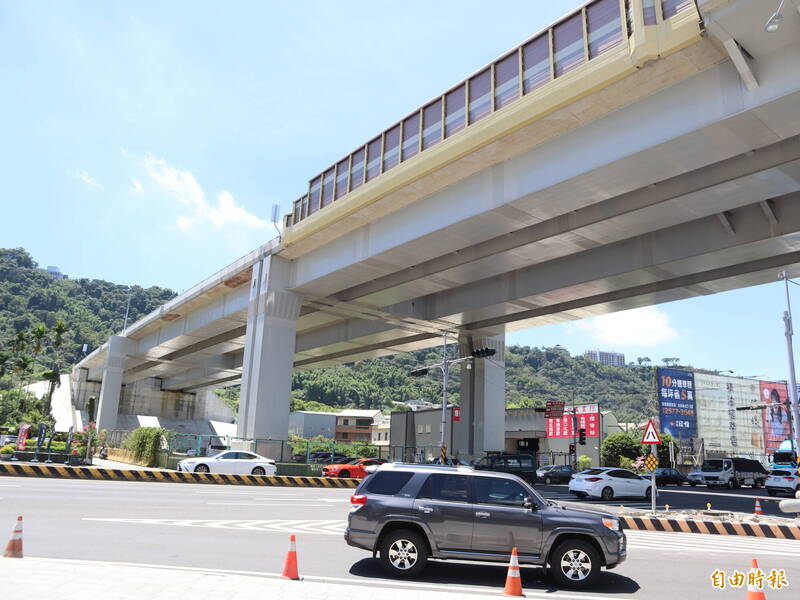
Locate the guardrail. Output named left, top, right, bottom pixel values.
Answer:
left=0, top=463, right=359, bottom=488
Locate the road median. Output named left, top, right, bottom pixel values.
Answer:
left=0, top=462, right=358, bottom=488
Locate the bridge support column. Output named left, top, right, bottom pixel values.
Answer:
left=238, top=255, right=302, bottom=441
left=455, top=334, right=506, bottom=458
left=96, top=335, right=132, bottom=431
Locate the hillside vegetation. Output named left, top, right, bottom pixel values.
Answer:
left=1, top=247, right=657, bottom=423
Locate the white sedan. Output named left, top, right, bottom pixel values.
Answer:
left=569, top=467, right=652, bottom=501
left=766, top=469, right=800, bottom=497
left=177, top=451, right=277, bottom=476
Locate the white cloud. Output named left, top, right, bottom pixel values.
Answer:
left=130, top=178, right=143, bottom=194
left=572, top=307, right=678, bottom=346
left=71, top=169, right=103, bottom=190
left=142, top=153, right=266, bottom=231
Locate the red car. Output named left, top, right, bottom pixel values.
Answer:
left=321, top=458, right=386, bottom=479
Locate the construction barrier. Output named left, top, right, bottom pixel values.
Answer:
left=619, top=515, right=800, bottom=540
left=0, top=463, right=359, bottom=488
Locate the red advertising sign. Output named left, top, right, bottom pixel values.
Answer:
left=759, top=381, right=791, bottom=453
left=453, top=407, right=461, bottom=422
left=16, top=424, right=30, bottom=451
left=546, top=404, right=600, bottom=438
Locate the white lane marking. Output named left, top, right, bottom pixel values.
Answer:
left=18, top=556, right=625, bottom=600
left=624, top=530, right=800, bottom=556
left=0, top=484, right=21, bottom=487
left=82, top=518, right=348, bottom=536
left=206, top=502, right=336, bottom=507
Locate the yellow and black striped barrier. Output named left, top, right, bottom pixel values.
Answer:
left=619, top=515, right=800, bottom=540
left=0, top=463, right=359, bottom=488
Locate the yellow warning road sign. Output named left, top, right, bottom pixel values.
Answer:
left=645, top=454, right=658, bottom=472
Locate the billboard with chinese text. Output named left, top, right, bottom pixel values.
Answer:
left=657, top=368, right=697, bottom=439
left=759, top=380, right=791, bottom=454
left=694, top=373, right=762, bottom=456
left=546, top=403, right=600, bottom=438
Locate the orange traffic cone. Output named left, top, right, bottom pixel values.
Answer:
left=746, top=558, right=767, bottom=600
left=503, top=547, right=524, bottom=596
left=282, top=534, right=300, bottom=580
left=754, top=499, right=763, bottom=515
left=3, top=516, right=23, bottom=558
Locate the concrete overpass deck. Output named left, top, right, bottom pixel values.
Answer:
left=74, top=0, right=800, bottom=455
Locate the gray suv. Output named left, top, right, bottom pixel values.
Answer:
left=345, top=463, right=626, bottom=589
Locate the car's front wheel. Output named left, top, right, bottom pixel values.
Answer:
left=194, top=464, right=210, bottom=473
left=339, top=470, right=351, bottom=478
left=644, top=486, right=652, bottom=500
left=251, top=467, right=266, bottom=476
left=549, top=538, right=601, bottom=589
left=379, top=529, right=428, bottom=578
left=600, top=486, right=614, bottom=501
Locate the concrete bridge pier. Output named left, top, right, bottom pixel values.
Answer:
left=95, top=335, right=134, bottom=431
left=455, top=334, right=506, bottom=458
left=237, top=255, right=303, bottom=440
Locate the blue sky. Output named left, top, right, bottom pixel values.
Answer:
left=0, top=1, right=796, bottom=381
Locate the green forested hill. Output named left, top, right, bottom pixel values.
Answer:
left=1, top=247, right=656, bottom=423
left=0, top=248, right=176, bottom=368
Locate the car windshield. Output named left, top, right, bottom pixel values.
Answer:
left=701, top=460, right=723, bottom=472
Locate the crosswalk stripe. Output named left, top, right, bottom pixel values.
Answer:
left=625, top=530, right=800, bottom=556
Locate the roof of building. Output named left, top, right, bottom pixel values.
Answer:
left=336, top=409, right=382, bottom=418
left=291, top=411, right=338, bottom=416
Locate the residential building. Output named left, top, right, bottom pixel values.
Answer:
left=335, top=409, right=384, bottom=442
left=288, top=411, right=337, bottom=439
left=584, top=349, right=626, bottom=367
left=41, top=265, right=68, bottom=280
left=371, top=421, right=391, bottom=446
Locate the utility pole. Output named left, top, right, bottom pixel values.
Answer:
left=410, top=334, right=496, bottom=463
left=440, top=331, right=449, bottom=464
left=780, top=272, right=800, bottom=461
left=122, top=288, right=132, bottom=332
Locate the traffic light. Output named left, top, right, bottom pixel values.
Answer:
left=578, top=428, right=587, bottom=445
left=569, top=444, right=576, bottom=455
left=409, top=368, right=429, bottom=377
left=471, top=347, right=496, bottom=359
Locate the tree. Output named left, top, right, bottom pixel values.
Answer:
left=51, top=320, right=67, bottom=348
left=87, top=396, right=96, bottom=423
left=41, top=369, right=61, bottom=414
left=637, top=357, right=651, bottom=366
left=601, top=432, right=645, bottom=467
left=0, top=352, right=9, bottom=378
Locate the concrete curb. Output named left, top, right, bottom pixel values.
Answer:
left=619, top=515, right=800, bottom=540
left=0, top=463, right=359, bottom=488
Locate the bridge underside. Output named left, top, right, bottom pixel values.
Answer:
left=75, top=0, right=800, bottom=456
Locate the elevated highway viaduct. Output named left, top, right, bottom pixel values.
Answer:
left=75, top=0, right=800, bottom=457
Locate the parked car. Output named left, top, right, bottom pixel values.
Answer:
left=431, top=458, right=470, bottom=466
left=569, top=468, right=652, bottom=501
left=686, top=470, right=704, bottom=487
left=540, top=465, right=576, bottom=485
left=310, top=452, right=350, bottom=464
left=473, top=453, right=538, bottom=484
left=699, top=457, right=768, bottom=489
left=176, top=450, right=277, bottom=476
left=536, top=464, right=559, bottom=479
left=346, top=463, right=626, bottom=588
left=322, top=458, right=387, bottom=479
left=765, top=469, right=800, bottom=497
left=654, top=468, right=687, bottom=486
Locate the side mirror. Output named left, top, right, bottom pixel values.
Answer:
left=523, top=497, right=535, bottom=510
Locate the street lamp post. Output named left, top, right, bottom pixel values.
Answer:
left=410, top=334, right=496, bottom=463
left=780, top=272, right=800, bottom=461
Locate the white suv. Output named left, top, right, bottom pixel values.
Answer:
left=766, top=469, right=800, bottom=497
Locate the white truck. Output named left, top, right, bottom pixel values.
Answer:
left=699, top=457, right=769, bottom=489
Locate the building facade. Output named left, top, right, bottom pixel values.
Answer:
left=584, top=349, right=626, bottom=367
left=288, top=411, right=337, bottom=439
left=335, top=409, right=384, bottom=442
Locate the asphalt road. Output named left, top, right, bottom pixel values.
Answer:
left=1, top=477, right=799, bottom=599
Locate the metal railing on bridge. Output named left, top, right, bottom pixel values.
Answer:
left=283, top=0, right=696, bottom=230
